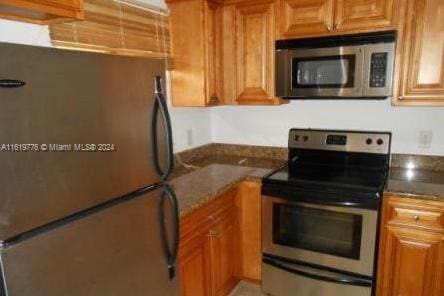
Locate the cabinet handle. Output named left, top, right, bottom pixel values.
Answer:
left=326, top=25, right=332, bottom=31
left=208, top=230, right=221, bottom=237
left=209, top=96, right=218, bottom=103
left=334, top=24, right=340, bottom=30
left=413, top=215, right=420, bottom=221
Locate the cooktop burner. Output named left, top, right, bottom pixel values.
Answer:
left=263, top=129, right=391, bottom=199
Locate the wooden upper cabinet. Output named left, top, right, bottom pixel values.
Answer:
left=277, top=0, right=334, bottom=38
left=234, top=2, right=278, bottom=104
left=168, top=0, right=286, bottom=106
left=276, top=0, right=397, bottom=39
left=377, top=195, right=444, bottom=296
left=393, top=0, right=444, bottom=105
left=334, top=0, right=396, bottom=32
left=167, top=0, right=223, bottom=107
left=0, top=0, right=83, bottom=24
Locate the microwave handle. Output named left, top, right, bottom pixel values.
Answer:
left=263, top=257, right=372, bottom=287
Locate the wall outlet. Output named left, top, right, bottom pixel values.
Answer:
left=186, top=129, right=194, bottom=146
left=418, top=131, right=433, bottom=148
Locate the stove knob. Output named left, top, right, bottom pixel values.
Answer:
left=377, top=139, right=384, bottom=145
left=303, top=135, right=309, bottom=142
left=366, top=138, right=373, bottom=145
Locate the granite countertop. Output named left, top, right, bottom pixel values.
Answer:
left=385, top=167, right=444, bottom=202
left=168, top=148, right=444, bottom=218
left=169, top=163, right=276, bottom=217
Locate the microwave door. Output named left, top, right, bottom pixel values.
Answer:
left=362, top=43, right=395, bottom=98
left=286, top=46, right=364, bottom=98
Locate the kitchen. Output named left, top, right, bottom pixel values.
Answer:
left=0, top=0, right=443, bottom=295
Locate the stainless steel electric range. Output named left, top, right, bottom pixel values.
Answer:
left=262, top=129, right=391, bottom=296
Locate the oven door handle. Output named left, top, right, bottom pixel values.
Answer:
left=263, top=257, right=372, bottom=287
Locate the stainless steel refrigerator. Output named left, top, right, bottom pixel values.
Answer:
left=0, top=42, right=179, bottom=296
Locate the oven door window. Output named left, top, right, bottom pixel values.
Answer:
left=273, top=203, right=362, bottom=260
left=292, top=55, right=356, bottom=89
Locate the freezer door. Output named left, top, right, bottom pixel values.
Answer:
left=0, top=186, right=179, bottom=296
left=0, top=42, right=169, bottom=240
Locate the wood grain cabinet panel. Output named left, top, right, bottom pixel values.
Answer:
left=234, top=2, right=276, bottom=104
left=168, top=0, right=223, bottom=107
left=334, top=0, right=396, bottom=32
left=393, top=0, right=444, bottom=105
left=209, top=210, right=239, bottom=296
left=178, top=188, right=240, bottom=296
left=0, top=0, right=83, bottom=24
left=377, top=195, right=444, bottom=296
left=277, top=0, right=334, bottom=38
left=236, top=181, right=262, bottom=282
left=377, top=226, right=444, bottom=296
left=179, top=234, right=212, bottom=296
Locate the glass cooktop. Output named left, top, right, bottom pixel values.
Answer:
left=264, top=164, right=388, bottom=193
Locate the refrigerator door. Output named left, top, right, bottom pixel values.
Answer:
left=0, top=185, right=179, bottom=296
left=0, top=42, right=169, bottom=241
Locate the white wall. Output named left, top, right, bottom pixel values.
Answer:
left=211, top=99, right=444, bottom=156
left=0, top=19, right=51, bottom=47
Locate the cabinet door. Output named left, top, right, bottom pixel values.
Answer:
left=394, top=0, right=444, bottom=105
left=334, top=0, right=396, bottom=32
left=234, top=2, right=275, bottom=104
left=204, top=1, right=223, bottom=106
left=179, top=234, right=212, bottom=296
left=377, top=225, right=444, bottom=296
left=277, top=0, right=334, bottom=38
left=209, top=211, right=239, bottom=296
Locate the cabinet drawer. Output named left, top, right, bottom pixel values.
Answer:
left=180, top=187, right=237, bottom=242
left=390, top=207, right=442, bottom=230
left=385, top=195, right=444, bottom=232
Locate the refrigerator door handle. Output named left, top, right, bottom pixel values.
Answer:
left=159, top=184, right=180, bottom=280
left=151, top=76, right=174, bottom=181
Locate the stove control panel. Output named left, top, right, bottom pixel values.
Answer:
left=289, top=129, right=391, bottom=154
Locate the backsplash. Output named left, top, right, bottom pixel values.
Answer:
left=176, top=143, right=444, bottom=172
left=390, top=154, right=444, bottom=172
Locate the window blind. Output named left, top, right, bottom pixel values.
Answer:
left=49, top=0, right=170, bottom=58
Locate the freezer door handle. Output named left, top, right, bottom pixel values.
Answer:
left=159, top=185, right=180, bottom=279
left=151, top=76, right=174, bottom=181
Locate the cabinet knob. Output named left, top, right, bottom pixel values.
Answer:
left=326, top=25, right=332, bottom=31
left=334, top=24, right=340, bottom=30
left=413, top=215, right=420, bottom=221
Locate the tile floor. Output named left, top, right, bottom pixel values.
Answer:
left=229, top=281, right=266, bottom=296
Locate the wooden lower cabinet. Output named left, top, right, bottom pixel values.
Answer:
left=236, top=180, right=262, bottom=282
left=377, top=194, right=444, bottom=296
left=178, top=181, right=263, bottom=296
left=178, top=187, right=240, bottom=296
left=179, top=234, right=212, bottom=296
left=209, top=210, right=239, bottom=296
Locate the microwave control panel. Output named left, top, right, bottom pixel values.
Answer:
left=369, top=52, right=388, bottom=88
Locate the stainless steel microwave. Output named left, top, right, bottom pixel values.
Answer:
left=276, top=31, right=395, bottom=99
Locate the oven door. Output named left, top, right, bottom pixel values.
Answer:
left=276, top=46, right=363, bottom=98
left=262, top=195, right=378, bottom=276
